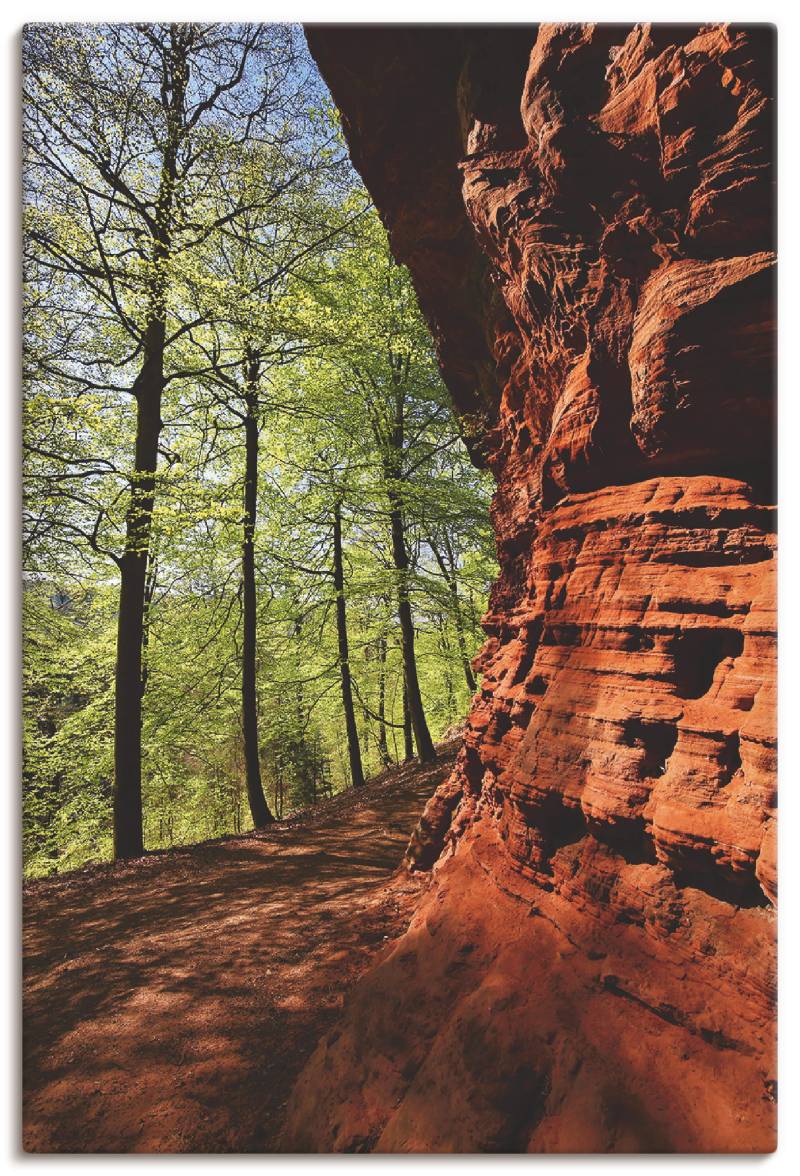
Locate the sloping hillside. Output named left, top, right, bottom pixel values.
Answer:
left=23, top=745, right=458, bottom=1153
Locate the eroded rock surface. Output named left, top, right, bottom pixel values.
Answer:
left=285, top=23, right=776, bottom=1153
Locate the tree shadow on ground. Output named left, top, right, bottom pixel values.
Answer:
left=23, top=749, right=457, bottom=1153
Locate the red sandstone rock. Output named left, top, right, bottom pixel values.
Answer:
left=284, top=23, right=777, bottom=1153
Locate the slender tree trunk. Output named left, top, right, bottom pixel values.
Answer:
left=388, top=492, right=436, bottom=763
left=376, top=630, right=392, bottom=766
left=242, top=379, right=274, bottom=828
left=431, top=535, right=478, bottom=694
left=453, top=608, right=478, bottom=694
left=380, top=377, right=435, bottom=763
left=402, top=675, right=414, bottom=762
left=333, top=500, right=365, bottom=788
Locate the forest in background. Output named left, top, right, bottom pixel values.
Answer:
left=22, top=23, right=496, bottom=877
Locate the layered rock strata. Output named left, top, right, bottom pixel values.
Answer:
left=284, top=23, right=777, bottom=1153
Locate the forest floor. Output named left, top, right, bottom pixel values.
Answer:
left=22, top=743, right=458, bottom=1153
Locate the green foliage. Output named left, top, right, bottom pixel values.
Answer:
left=22, top=23, right=497, bottom=877
left=23, top=585, right=116, bottom=875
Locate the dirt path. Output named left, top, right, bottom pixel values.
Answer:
left=23, top=749, right=456, bottom=1153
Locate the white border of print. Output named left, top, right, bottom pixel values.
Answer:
left=2, top=3, right=796, bottom=1173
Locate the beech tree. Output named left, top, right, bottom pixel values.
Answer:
left=293, top=215, right=471, bottom=764
left=332, top=498, right=365, bottom=789
left=24, top=22, right=317, bottom=855
left=176, top=133, right=357, bottom=826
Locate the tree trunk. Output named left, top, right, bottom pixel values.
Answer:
left=242, top=380, right=274, bottom=828
left=431, top=534, right=478, bottom=694
left=389, top=494, right=436, bottom=763
left=113, top=29, right=189, bottom=858
left=333, top=499, right=365, bottom=789
left=381, top=375, right=435, bottom=764
left=376, top=630, right=392, bottom=766
left=454, top=608, right=478, bottom=695
left=113, top=333, right=164, bottom=860
left=402, top=674, right=414, bottom=762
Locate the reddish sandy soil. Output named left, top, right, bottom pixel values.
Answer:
left=23, top=748, right=456, bottom=1153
